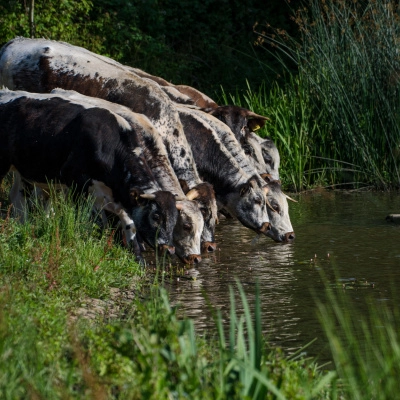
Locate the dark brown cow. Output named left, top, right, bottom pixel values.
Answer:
left=0, top=90, right=184, bottom=260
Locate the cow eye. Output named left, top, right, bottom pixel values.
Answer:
left=255, top=198, right=262, bottom=205
left=153, top=213, right=161, bottom=222
left=243, top=144, right=253, bottom=156
left=183, top=223, right=192, bottom=232
left=200, top=207, right=207, bottom=216
left=273, top=204, right=280, bottom=213
left=262, top=151, right=273, bottom=165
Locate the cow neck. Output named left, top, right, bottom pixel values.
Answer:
left=177, top=106, right=249, bottom=196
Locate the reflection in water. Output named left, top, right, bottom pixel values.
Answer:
left=165, top=191, right=400, bottom=363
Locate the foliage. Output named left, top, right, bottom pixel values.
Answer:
left=0, top=0, right=295, bottom=95
left=255, top=0, right=400, bottom=190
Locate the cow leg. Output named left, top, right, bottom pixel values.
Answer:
left=9, top=171, right=28, bottom=222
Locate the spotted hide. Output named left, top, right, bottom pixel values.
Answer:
left=0, top=37, right=218, bottom=253
left=176, top=105, right=294, bottom=243
left=0, top=90, right=183, bottom=259
left=128, top=67, right=218, bottom=109
left=0, top=37, right=199, bottom=187
left=50, top=89, right=208, bottom=262
left=124, top=67, right=280, bottom=181
left=174, top=105, right=271, bottom=235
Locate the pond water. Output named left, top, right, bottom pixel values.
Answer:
left=163, top=190, right=400, bottom=364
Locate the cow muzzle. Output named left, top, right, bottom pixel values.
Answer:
left=183, top=254, right=202, bottom=265
left=283, top=231, right=295, bottom=243
left=202, top=241, right=217, bottom=253
left=158, top=244, right=175, bottom=255
left=257, top=222, right=271, bottom=235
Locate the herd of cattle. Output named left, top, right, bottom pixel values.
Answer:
left=0, top=37, right=295, bottom=265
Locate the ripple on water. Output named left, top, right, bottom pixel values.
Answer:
left=165, top=191, right=400, bottom=363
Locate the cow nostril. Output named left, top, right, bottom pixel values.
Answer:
left=194, top=255, right=202, bottom=264
left=202, top=242, right=217, bottom=253
left=285, top=232, right=295, bottom=242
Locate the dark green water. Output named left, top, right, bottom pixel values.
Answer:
left=167, top=190, right=400, bottom=364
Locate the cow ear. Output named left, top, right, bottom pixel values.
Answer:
left=260, top=173, right=273, bottom=183
left=246, top=112, right=269, bottom=132
left=240, top=181, right=255, bottom=197
left=179, top=179, right=190, bottom=194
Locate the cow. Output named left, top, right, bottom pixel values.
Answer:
left=129, top=67, right=281, bottom=182
left=127, top=67, right=219, bottom=109
left=0, top=37, right=218, bottom=253
left=0, top=90, right=183, bottom=261
left=176, top=104, right=295, bottom=243
left=124, top=73, right=290, bottom=241
left=49, top=88, right=207, bottom=262
left=206, top=106, right=280, bottom=182
left=174, top=105, right=271, bottom=235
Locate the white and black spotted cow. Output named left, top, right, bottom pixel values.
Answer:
left=50, top=88, right=208, bottom=263
left=0, top=90, right=183, bottom=260
left=127, top=69, right=292, bottom=241
left=181, top=106, right=293, bottom=243
left=0, top=37, right=218, bottom=253
left=205, top=106, right=280, bottom=182
left=174, top=105, right=271, bottom=236
left=129, top=67, right=281, bottom=182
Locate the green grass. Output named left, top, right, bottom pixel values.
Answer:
left=0, top=182, right=337, bottom=399
left=2, top=181, right=400, bottom=399
left=317, top=272, right=400, bottom=400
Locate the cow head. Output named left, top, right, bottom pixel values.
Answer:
left=206, top=105, right=269, bottom=141
left=206, top=106, right=280, bottom=181
left=129, top=189, right=180, bottom=255
left=263, top=180, right=295, bottom=243
left=181, top=181, right=218, bottom=253
left=173, top=199, right=204, bottom=264
left=224, top=178, right=271, bottom=235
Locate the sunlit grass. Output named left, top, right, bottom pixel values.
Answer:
left=0, top=183, right=336, bottom=398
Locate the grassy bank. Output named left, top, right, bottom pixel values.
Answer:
left=1, top=188, right=400, bottom=398
left=0, top=186, right=336, bottom=399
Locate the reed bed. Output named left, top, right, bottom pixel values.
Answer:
left=236, top=0, right=400, bottom=191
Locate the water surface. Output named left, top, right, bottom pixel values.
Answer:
left=165, top=191, right=400, bottom=363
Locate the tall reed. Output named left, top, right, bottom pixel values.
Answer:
left=317, top=278, right=400, bottom=399
left=255, top=0, right=400, bottom=189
